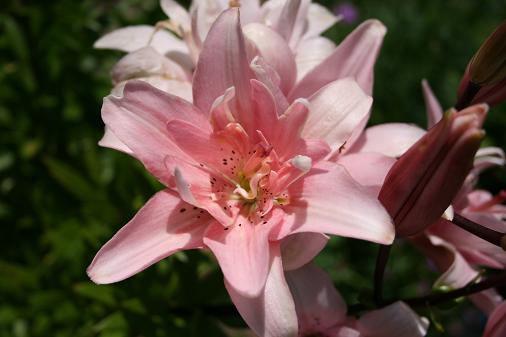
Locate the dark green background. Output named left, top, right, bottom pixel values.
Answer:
left=1, top=0, right=505, bottom=336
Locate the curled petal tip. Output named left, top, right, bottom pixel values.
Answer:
left=293, top=97, right=310, bottom=107
left=365, top=19, right=387, bottom=36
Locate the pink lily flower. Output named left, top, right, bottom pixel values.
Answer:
left=482, top=301, right=506, bottom=337
left=229, top=263, right=429, bottom=337
left=286, top=264, right=429, bottom=337
left=88, top=8, right=394, bottom=336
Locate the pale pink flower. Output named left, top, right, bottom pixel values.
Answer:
left=230, top=263, right=429, bottom=337
left=88, top=9, right=394, bottom=337
left=95, top=0, right=386, bottom=96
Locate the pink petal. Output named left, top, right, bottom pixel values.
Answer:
left=295, top=37, right=336, bottom=81
left=111, top=47, right=188, bottom=85
left=411, top=231, right=484, bottom=294
left=431, top=213, right=506, bottom=269
left=250, top=79, right=279, bottom=139
left=102, top=81, right=209, bottom=185
left=94, top=25, right=187, bottom=54
left=236, top=0, right=261, bottom=25
left=191, top=0, right=227, bottom=43
left=338, top=152, right=396, bottom=188
left=160, top=0, right=191, bottom=31
left=272, top=99, right=310, bottom=161
left=286, top=263, right=347, bottom=332
left=357, top=302, right=429, bottom=337
left=473, top=147, right=506, bottom=174
left=289, top=19, right=387, bottom=100
left=244, top=23, right=296, bottom=94
left=350, top=123, right=426, bottom=158
left=421, top=79, right=443, bottom=128
left=281, top=232, right=328, bottom=271
left=164, top=156, right=236, bottom=226
left=272, top=163, right=395, bottom=245
left=204, top=211, right=282, bottom=297
left=87, top=189, right=210, bottom=284
left=98, top=126, right=133, bottom=155
left=426, top=234, right=479, bottom=289
left=112, top=77, right=193, bottom=102
left=166, top=119, right=246, bottom=178
left=305, top=3, right=339, bottom=38
left=470, top=289, right=503, bottom=316
left=193, top=8, right=253, bottom=115
left=304, top=78, right=372, bottom=157
left=483, top=301, right=506, bottom=337
left=225, top=243, right=298, bottom=337
left=273, top=0, right=310, bottom=49
left=250, top=57, right=290, bottom=114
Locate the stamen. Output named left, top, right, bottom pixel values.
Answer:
left=229, top=0, right=240, bottom=8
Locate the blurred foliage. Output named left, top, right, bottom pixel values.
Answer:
left=1, top=0, right=505, bottom=336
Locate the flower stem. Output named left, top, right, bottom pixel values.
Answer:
left=402, top=270, right=506, bottom=307
left=373, top=244, right=392, bottom=305
left=455, top=81, right=481, bottom=110
left=451, top=213, right=506, bottom=251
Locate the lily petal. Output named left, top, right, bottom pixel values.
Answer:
left=160, top=0, right=191, bottom=31
left=281, top=232, right=328, bottom=271
left=289, top=19, right=386, bottom=100
left=225, top=243, right=298, bottom=337
left=273, top=163, right=395, bottom=245
left=94, top=25, right=187, bottom=54
left=193, top=8, right=253, bottom=115
left=243, top=23, right=296, bottom=94
left=98, top=126, right=133, bottom=155
left=338, top=152, right=396, bottom=189
left=422, top=79, right=443, bottom=128
left=204, top=211, right=282, bottom=297
left=286, top=263, right=347, bottom=332
left=304, top=78, right=372, bottom=157
left=87, top=189, right=210, bottom=284
left=102, top=81, right=208, bottom=185
left=305, top=3, right=339, bottom=38
left=350, top=123, right=426, bottom=158
left=295, top=37, right=336, bottom=81
left=482, top=301, right=506, bottom=337
left=357, top=301, right=429, bottom=337
left=111, top=47, right=188, bottom=85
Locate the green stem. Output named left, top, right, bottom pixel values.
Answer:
left=401, top=271, right=506, bottom=307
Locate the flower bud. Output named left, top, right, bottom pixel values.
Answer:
left=457, top=21, right=506, bottom=108
left=379, top=104, right=487, bottom=237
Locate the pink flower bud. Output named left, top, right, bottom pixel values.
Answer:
left=457, top=21, right=506, bottom=108
left=379, top=104, right=487, bottom=237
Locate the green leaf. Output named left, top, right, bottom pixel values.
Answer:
left=43, top=157, right=97, bottom=200
left=74, top=282, right=116, bottom=306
